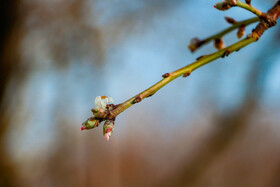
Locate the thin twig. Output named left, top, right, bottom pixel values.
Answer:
left=236, top=1, right=264, bottom=17
left=188, top=17, right=259, bottom=52
left=111, top=36, right=257, bottom=117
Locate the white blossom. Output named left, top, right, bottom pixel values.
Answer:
left=94, top=96, right=114, bottom=110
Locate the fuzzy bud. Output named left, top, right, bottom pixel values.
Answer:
left=237, top=25, right=246, bottom=38
left=225, top=16, right=237, bottom=24
left=188, top=38, right=203, bottom=52
left=103, top=120, right=115, bottom=141
left=214, top=38, right=226, bottom=50
left=81, top=117, right=100, bottom=130
left=214, top=1, right=232, bottom=11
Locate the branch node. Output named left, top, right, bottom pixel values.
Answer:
left=183, top=71, right=191, bottom=77
left=146, top=94, right=154, bottom=98
left=162, top=73, right=171, bottom=78
left=245, top=0, right=251, bottom=6
left=196, top=55, right=204, bottom=60
left=222, top=49, right=231, bottom=58
left=134, top=96, right=142, bottom=103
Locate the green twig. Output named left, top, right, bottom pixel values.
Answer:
left=236, top=1, right=264, bottom=17
left=189, top=17, right=260, bottom=52
left=203, top=17, right=259, bottom=44
left=111, top=36, right=257, bottom=117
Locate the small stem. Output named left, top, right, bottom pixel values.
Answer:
left=111, top=36, right=257, bottom=116
left=203, top=17, right=259, bottom=46
left=189, top=17, right=259, bottom=52
left=236, top=1, right=264, bottom=17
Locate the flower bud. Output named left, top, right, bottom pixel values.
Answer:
left=214, top=1, right=232, bottom=11
left=225, top=16, right=237, bottom=24
left=237, top=25, right=246, bottom=38
left=214, top=38, right=225, bottom=50
left=103, top=120, right=115, bottom=141
left=81, top=117, right=100, bottom=130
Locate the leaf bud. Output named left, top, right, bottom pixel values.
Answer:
left=214, top=38, right=226, bottom=50
left=103, top=120, right=115, bottom=141
left=237, top=25, right=246, bottom=38
left=225, top=16, right=237, bottom=24
left=188, top=38, right=203, bottom=52
left=81, top=117, right=100, bottom=130
left=214, top=1, right=232, bottom=11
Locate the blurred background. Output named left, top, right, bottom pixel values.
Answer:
left=1, top=0, right=280, bottom=186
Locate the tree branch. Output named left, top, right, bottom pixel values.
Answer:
left=83, top=0, right=280, bottom=140
left=236, top=1, right=264, bottom=17
left=111, top=0, right=280, bottom=117
left=111, top=36, right=256, bottom=116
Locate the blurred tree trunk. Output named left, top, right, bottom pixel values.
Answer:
left=0, top=0, right=21, bottom=186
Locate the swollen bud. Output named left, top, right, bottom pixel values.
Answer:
left=214, top=1, right=232, bottom=11
left=237, top=25, right=246, bottom=38
left=188, top=38, right=203, bottom=52
left=103, top=120, right=115, bottom=141
left=81, top=117, right=100, bottom=130
left=225, top=16, right=237, bottom=24
left=214, top=38, right=225, bottom=50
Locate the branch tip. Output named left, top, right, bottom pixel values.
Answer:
left=221, top=50, right=231, bottom=58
